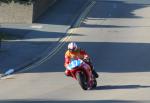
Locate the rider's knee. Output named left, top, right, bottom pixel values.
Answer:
left=65, top=70, right=71, bottom=76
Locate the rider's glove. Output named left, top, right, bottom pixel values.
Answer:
left=83, top=56, right=90, bottom=62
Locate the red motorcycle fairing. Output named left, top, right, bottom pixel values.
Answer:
left=70, top=66, right=86, bottom=80
left=65, top=59, right=97, bottom=90
left=70, top=63, right=92, bottom=83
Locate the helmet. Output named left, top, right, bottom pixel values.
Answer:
left=68, top=42, right=78, bottom=52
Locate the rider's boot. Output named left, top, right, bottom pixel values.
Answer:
left=92, top=69, right=99, bottom=78
left=86, top=60, right=99, bottom=78
left=90, top=65, right=99, bottom=78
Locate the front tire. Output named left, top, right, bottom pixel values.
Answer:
left=76, top=72, right=87, bottom=90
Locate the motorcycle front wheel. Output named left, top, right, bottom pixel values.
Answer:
left=76, top=72, right=88, bottom=90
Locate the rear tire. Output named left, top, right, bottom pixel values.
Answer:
left=76, top=72, right=88, bottom=90
left=92, top=78, right=97, bottom=88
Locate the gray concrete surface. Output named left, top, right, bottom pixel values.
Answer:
left=0, top=2, right=33, bottom=24
left=0, top=0, right=150, bottom=103
left=0, top=0, right=57, bottom=24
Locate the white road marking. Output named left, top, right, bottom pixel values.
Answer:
left=30, top=25, right=43, bottom=29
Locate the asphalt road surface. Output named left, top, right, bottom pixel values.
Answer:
left=0, top=0, right=150, bottom=103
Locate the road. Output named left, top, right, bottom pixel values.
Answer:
left=0, top=0, right=150, bottom=103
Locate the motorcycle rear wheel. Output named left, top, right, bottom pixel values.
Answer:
left=92, top=78, right=97, bottom=88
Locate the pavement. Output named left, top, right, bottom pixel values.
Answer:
left=0, top=0, right=90, bottom=75
left=0, top=0, right=150, bottom=102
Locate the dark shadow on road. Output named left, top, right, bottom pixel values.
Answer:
left=87, top=0, right=150, bottom=18
left=0, top=100, right=149, bottom=103
left=82, top=24, right=150, bottom=28
left=81, top=0, right=150, bottom=28
left=0, top=28, right=85, bottom=40
left=94, top=85, right=150, bottom=90
left=0, top=28, right=66, bottom=39
left=35, top=0, right=88, bottom=25
left=78, top=42, right=150, bottom=73
left=0, top=28, right=85, bottom=73
left=23, top=42, right=150, bottom=73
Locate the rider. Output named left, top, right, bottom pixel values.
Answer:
left=64, top=42, right=99, bottom=78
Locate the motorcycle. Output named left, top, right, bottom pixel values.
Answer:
left=67, top=59, right=97, bottom=90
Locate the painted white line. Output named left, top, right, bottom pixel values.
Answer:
left=30, top=25, right=43, bottom=29
left=0, top=75, right=15, bottom=80
left=3, top=38, right=60, bottom=42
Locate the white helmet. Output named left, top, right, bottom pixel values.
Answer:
left=68, top=42, right=78, bottom=51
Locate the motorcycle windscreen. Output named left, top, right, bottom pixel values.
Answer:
left=67, top=59, right=83, bottom=70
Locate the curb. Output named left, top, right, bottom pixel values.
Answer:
left=0, top=0, right=96, bottom=78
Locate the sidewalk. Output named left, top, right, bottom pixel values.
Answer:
left=0, top=0, right=89, bottom=75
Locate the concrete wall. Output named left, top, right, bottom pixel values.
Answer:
left=0, top=0, right=57, bottom=24
left=0, top=2, right=33, bottom=24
